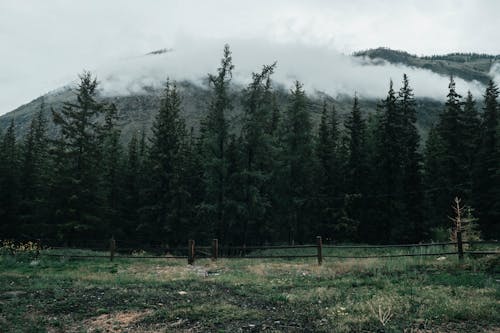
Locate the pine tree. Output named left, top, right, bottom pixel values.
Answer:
left=239, top=63, right=276, bottom=245
left=370, top=81, right=405, bottom=242
left=181, top=128, right=205, bottom=240
left=461, top=91, right=481, bottom=176
left=19, top=102, right=50, bottom=234
left=423, top=76, right=465, bottom=237
left=263, top=91, right=283, bottom=243
left=123, top=132, right=141, bottom=235
left=0, top=119, right=20, bottom=236
left=315, top=102, right=341, bottom=239
left=100, top=104, right=123, bottom=235
left=345, top=94, right=367, bottom=194
left=343, top=94, right=367, bottom=241
left=144, top=79, right=189, bottom=245
left=201, top=44, right=234, bottom=242
left=281, top=81, right=314, bottom=243
left=461, top=91, right=481, bottom=197
left=438, top=76, right=464, bottom=196
left=473, top=80, right=500, bottom=238
left=224, top=134, right=246, bottom=244
left=398, top=74, right=423, bottom=242
left=50, top=71, right=112, bottom=239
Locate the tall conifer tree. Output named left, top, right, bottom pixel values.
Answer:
left=0, top=120, right=20, bottom=236
left=51, top=71, right=112, bottom=239
left=239, top=63, right=276, bottom=244
left=398, top=74, right=423, bottom=242
left=281, top=81, right=314, bottom=243
left=201, top=44, right=234, bottom=242
left=144, top=80, right=189, bottom=245
left=473, top=80, right=500, bottom=238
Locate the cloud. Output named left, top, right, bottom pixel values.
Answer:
left=95, top=37, right=485, bottom=101
left=488, top=62, right=500, bottom=86
left=1, top=0, right=499, bottom=114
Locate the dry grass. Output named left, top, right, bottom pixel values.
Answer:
left=72, top=310, right=153, bottom=333
left=1, top=252, right=498, bottom=332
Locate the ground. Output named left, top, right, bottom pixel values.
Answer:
left=0, top=248, right=499, bottom=332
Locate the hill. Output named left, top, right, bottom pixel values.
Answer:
left=0, top=80, right=444, bottom=144
left=0, top=47, right=494, bottom=142
left=354, top=47, right=499, bottom=84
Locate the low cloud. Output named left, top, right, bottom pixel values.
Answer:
left=488, top=62, right=500, bottom=86
left=95, top=38, right=485, bottom=101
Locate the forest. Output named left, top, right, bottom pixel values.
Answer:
left=0, top=45, right=499, bottom=246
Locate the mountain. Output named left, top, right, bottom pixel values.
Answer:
left=0, top=47, right=494, bottom=142
left=0, top=82, right=443, bottom=144
left=354, top=47, right=499, bottom=84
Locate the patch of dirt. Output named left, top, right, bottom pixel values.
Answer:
left=73, top=310, right=153, bottom=333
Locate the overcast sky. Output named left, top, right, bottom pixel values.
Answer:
left=1, top=0, right=499, bottom=115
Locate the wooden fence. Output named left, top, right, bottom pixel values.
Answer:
left=4, top=236, right=498, bottom=265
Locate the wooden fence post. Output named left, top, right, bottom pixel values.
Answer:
left=109, top=236, right=116, bottom=262
left=316, top=236, right=323, bottom=266
left=212, top=239, right=218, bottom=261
left=188, top=239, right=195, bottom=265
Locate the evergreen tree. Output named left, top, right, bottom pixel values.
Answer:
left=373, top=80, right=404, bottom=242
left=281, top=81, right=314, bottom=243
left=345, top=94, right=367, bottom=194
left=0, top=119, right=20, bottom=236
left=100, top=104, right=123, bottom=235
left=398, top=74, right=423, bottom=242
left=19, top=102, right=50, bottom=234
left=343, top=94, right=367, bottom=240
left=239, top=63, right=276, bottom=245
left=181, top=128, right=205, bottom=240
left=315, top=102, right=341, bottom=239
left=424, top=77, right=467, bottom=235
left=123, top=132, right=141, bottom=235
left=461, top=91, right=481, bottom=199
left=50, top=71, right=112, bottom=239
left=461, top=92, right=481, bottom=175
left=473, top=80, right=500, bottom=238
left=423, top=125, right=447, bottom=232
left=224, top=134, right=246, bottom=244
left=201, top=44, right=234, bottom=242
left=438, top=76, right=464, bottom=196
left=264, top=92, right=284, bottom=243
left=144, top=80, right=189, bottom=245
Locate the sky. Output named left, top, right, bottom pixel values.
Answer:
left=1, top=0, right=500, bottom=115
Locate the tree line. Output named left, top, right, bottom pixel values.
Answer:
left=1, top=45, right=499, bottom=245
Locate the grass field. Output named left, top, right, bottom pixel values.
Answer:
left=0, top=247, right=499, bottom=332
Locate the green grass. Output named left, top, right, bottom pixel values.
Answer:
left=0, top=248, right=499, bottom=332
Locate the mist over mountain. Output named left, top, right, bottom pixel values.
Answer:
left=0, top=43, right=496, bottom=141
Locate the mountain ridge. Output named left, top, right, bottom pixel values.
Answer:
left=354, top=47, right=499, bottom=84
left=0, top=47, right=494, bottom=142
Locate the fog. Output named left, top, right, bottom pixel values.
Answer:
left=3, top=1, right=500, bottom=115
left=95, top=38, right=485, bottom=101
left=488, top=62, right=500, bottom=87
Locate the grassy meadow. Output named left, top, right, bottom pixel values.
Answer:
left=0, top=246, right=499, bottom=332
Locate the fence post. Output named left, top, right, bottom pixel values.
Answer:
left=188, top=239, right=195, bottom=265
left=316, top=236, right=323, bottom=266
left=109, top=236, right=116, bottom=262
left=212, top=238, right=218, bottom=261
